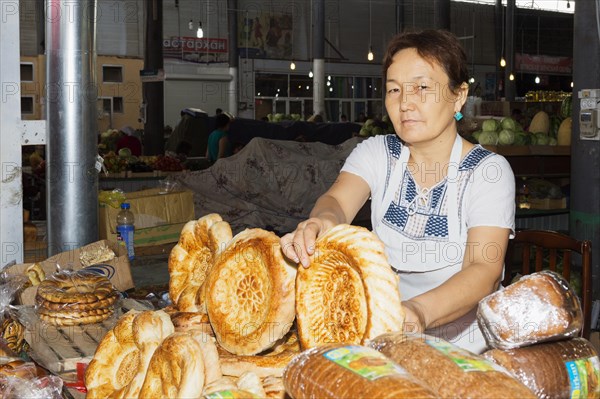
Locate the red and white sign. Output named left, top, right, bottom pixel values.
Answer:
left=163, top=36, right=228, bottom=57
left=515, top=53, right=572, bottom=75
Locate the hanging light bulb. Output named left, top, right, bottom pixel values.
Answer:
left=571, top=81, right=574, bottom=88
left=326, top=81, right=331, bottom=87
left=328, top=75, right=331, bottom=81
left=367, top=46, right=374, bottom=61
left=290, top=60, right=296, bottom=70
left=509, top=73, right=515, bottom=81
left=309, top=71, right=313, bottom=78
left=468, top=77, right=475, bottom=84
left=188, top=19, right=194, bottom=30
left=500, top=57, right=506, bottom=67
left=196, top=21, right=203, bottom=38
left=535, top=76, right=540, bottom=84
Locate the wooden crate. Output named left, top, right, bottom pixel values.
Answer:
left=24, top=317, right=115, bottom=374
left=23, top=300, right=152, bottom=375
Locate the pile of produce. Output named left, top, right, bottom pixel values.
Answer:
left=266, top=113, right=303, bottom=122
left=359, top=116, right=395, bottom=137
left=97, top=129, right=123, bottom=154
left=101, top=152, right=183, bottom=174
left=470, top=95, right=572, bottom=146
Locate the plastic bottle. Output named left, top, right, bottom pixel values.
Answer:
left=517, top=177, right=531, bottom=210
left=116, top=202, right=135, bottom=260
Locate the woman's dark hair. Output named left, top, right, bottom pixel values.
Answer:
left=382, top=29, right=469, bottom=93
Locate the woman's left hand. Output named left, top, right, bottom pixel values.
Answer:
left=402, top=300, right=427, bottom=333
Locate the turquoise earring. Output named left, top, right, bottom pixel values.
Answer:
left=454, top=111, right=463, bottom=121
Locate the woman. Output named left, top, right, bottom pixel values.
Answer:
left=281, top=30, right=515, bottom=354
left=207, top=113, right=232, bottom=162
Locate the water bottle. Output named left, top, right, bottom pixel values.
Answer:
left=116, top=202, right=135, bottom=260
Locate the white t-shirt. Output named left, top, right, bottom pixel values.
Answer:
left=341, top=134, right=515, bottom=353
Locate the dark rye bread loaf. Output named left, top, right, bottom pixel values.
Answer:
left=283, top=344, right=437, bottom=399
left=483, top=338, right=600, bottom=399
left=370, top=332, right=537, bottom=399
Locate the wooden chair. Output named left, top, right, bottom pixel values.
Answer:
left=503, top=229, right=593, bottom=340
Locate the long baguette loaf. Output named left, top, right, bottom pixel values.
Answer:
left=369, top=332, right=536, bottom=399
left=283, top=344, right=437, bottom=399
left=483, top=338, right=600, bottom=399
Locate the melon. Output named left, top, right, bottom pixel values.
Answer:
left=557, top=117, right=572, bottom=146
left=528, top=111, right=550, bottom=135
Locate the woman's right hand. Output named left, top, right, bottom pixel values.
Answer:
left=280, top=217, right=331, bottom=268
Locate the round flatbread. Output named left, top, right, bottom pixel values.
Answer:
left=296, top=224, right=404, bottom=349
left=120, top=310, right=175, bottom=399
left=169, top=214, right=232, bottom=309
left=85, top=310, right=140, bottom=398
left=138, top=332, right=206, bottom=399
left=205, top=228, right=297, bottom=355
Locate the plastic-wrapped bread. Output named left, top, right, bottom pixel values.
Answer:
left=483, top=338, right=600, bottom=399
left=370, top=332, right=536, bottom=399
left=477, top=270, right=582, bottom=349
left=283, top=344, right=437, bottom=399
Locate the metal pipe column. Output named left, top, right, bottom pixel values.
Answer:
left=228, top=0, right=238, bottom=115
left=494, top=0, right=502, bottom=100
left=0, top=1, right=23, bottom=264
left=504, top=0, right=515, bottom=101
left=142, top=0, right=164, bottom=155
left=572, top=0, right=600, bottom=300
left=433, top=0, right=451, bottom=30
left=46, top=0, right=99, bottom=256
left=395, top=0, right=404, bottom=34
left=312, top=0, right=325, bottom=118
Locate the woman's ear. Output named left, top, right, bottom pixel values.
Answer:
left=455, top=82, right=470, bottom=113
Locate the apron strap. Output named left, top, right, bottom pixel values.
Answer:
left=447, top=135, right=463, bottom=244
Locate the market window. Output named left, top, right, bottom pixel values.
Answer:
left=113, top=97, right=124, bottom=113
left=255, top=73, right=288, bottom=97
left=102, top=65, right=123, bottom=83
left=354, top=77, right=382, bottom=99
left=20, top=63, right=34, bottom=82
left=21, top=96, right=34, bottom=114
left=326, top=76, right=353, bottom=99
left=290, top=74, right=313, bottom=97
left=102, top=98, right=112, bottom=113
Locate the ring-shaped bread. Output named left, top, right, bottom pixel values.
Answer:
left=168, top=214, right=232, bottom=309
left=295, top=224, right=404, bottom=349
left=37, top=306, right=114, bottom=318
left=205, top=228, right=297, bottom=355
left=37, top=271, right=116, bottom=304
left=39, top=309, right=115, bottom=326
left=36, top=292, right=119, bottom=311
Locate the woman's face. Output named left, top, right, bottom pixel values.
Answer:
left=385, top=48, right=467, bottom=145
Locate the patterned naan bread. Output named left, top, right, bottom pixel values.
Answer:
left=168, top=213, right=232, bottom=311
left=296, top=224, right=404, bottom=349
left=205, top=228, right=297, bottom=355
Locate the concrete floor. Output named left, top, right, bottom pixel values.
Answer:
left=130, top=252, right=170, bottom=288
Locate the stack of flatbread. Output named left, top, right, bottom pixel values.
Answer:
left=85, top=214, right=406, bottom=398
